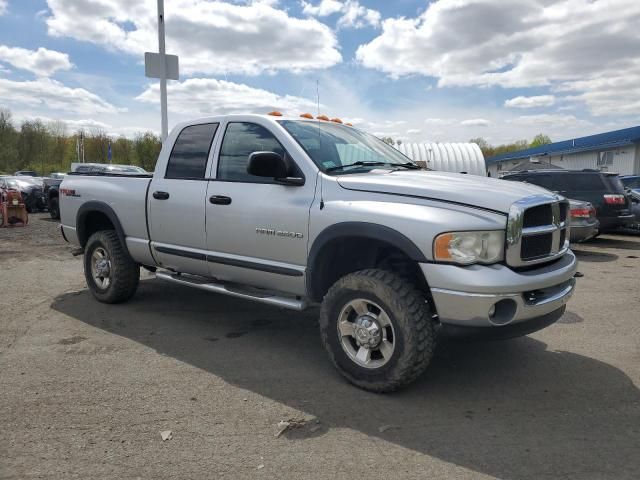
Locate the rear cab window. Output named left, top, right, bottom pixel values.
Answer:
left=165, top=123, right=218, bottom=179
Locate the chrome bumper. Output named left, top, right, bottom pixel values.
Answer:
left=421, top=251, right=578, bottom=328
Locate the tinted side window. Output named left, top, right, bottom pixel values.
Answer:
left=217, top=122, right=285, bottom=182
left=558, top=174, right=605, bottom=192
left=166, top=123, right=218, bottom=179
left=524, top=174, right=554, bottom=190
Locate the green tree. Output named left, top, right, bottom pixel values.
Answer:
left=133, top=132, right=162, bottom=172
left=0, top=108, right=18, bottom=174
left=530, top=133, right=552, bottom=148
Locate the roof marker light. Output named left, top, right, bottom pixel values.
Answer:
left=330, top=118, right=343, bottom=124
left=267, top=111, right=283, bottom=116
left=316, top=115, right=329, bottom=121
left=300, top=113, right=314, bottom=119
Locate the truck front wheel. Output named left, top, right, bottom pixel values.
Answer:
left=319, top=269, right=436, bottom=392
left=84, top=230, right=140, bottom=304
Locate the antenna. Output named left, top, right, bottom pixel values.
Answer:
left=316, top=79, right=320, bottom=119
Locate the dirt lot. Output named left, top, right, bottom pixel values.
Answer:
left=1, top=214, right=639, bottom=479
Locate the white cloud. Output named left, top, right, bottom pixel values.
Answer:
left=424, top=118, right=455, bottom=125
left=301, top=0, right=343, bottom=16
left=407, top=128, right=421, bottom=134
left=461, top=118, right=490, bottom=127
left=0, top=0, right=7, bottom=15
left=356, top=0, right=640, bottom=116
left=505, top=95, right=555, bottom=109
left=0, top=77, right=121, bottom=115
left=136, top=78, right=317, bottom=116
left=0, top=45, right=73, bottom=76
left=512, top=114, right=591, bottom=128
left=45, top=0, right=341, bottom=76
left=302, top=0, right=380, bottom=28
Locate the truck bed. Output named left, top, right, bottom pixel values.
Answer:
left=59, top=173, right=154, bottom=264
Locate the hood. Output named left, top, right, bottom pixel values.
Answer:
left=336, top=170, right=552, bottom=214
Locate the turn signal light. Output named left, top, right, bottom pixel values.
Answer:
left=300, top=113, right=314, bottom=119
left=267, top=111, right=283, bottom=116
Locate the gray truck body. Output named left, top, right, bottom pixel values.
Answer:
left=60, top=114, right=577, bottom=333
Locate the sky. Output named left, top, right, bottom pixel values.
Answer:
left=0, top=0, right=639, bottom=144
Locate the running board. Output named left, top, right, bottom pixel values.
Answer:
left=155, top=271, right=308, bottom=311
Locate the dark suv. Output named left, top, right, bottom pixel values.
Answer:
left=502, top=169, right=634, bottom=231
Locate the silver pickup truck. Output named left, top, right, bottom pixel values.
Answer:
left=60, top=114, right=577, bottom=392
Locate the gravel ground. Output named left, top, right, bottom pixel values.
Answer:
left=1, top=214, right=639, bottom=479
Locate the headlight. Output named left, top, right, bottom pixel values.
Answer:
left=433, top=230, right=504, bottom=265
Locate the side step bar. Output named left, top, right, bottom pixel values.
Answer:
left=155, top=271, right=308, bottom=311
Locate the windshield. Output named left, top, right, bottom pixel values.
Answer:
left=279, top=120, right=417, bottom=174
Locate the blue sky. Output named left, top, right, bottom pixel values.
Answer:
left=1, top=0, right=639, bottom=144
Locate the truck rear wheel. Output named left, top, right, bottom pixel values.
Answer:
left=84, top=230, right=140, bottom=304
left=319, top=269, right=436, bottom=392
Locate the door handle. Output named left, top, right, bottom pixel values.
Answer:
left=209, top=195, right=232, bottom=205
left=153, top=191, right=170, bottom=200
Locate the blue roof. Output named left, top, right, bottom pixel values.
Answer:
left=486, top=125, right=640, bottom=165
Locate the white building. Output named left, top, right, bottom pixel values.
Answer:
left=487, top=126, right=640, bottom=177
left=395, top=142, right=486, bottom=176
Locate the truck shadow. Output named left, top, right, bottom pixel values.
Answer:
left=571, top=249, right=618, bottom=262
left=51, top=281, right=640, bottom=479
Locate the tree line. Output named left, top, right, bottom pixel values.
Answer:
left=469, top=134, right=552, bottom=159
left=0, top=107, right=162, bottom=175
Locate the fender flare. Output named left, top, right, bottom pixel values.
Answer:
left=76, top=201, right=131, bottom=257
left=306, top=222, right=428, bottom=301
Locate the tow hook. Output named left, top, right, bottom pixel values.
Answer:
left=574, top=272, right=584, bottom=278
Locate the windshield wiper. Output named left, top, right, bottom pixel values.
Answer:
left=394, top=162, right=421, bottom=170
left=325, top=161, right=387, bottom=172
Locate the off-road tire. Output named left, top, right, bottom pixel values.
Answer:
left=319, top=269, right=436, bottom=392
left=49, top=197, right=60, bottom=219
left=84, top=230, right=139, bottom=304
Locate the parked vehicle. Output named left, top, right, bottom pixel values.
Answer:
left=0, top=176, right=46, bottom=213
left=44, top=176, right=64, bottom=219
left=620, top=175, right=640, bottom=194
left=48, top=172, right=66, bottom=180
left=567, top=199, right=599, bottom=242
left=71, top=163, right=148, bottom=175
left=60, top=114, right=578, bottom=392
left=14, top=170, right=39, bottom=177
left=502, top=169, right=634, bottom=231
left=628, top=189, right=640, bottom=230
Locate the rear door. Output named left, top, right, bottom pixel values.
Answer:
left=148, top=123, right=219, bottom=276
left=205, top=121, right=314, bottom=295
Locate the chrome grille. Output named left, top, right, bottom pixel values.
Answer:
left=506, top=194, right=570, bottom=267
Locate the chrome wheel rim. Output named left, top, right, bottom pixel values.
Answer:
left=337, top=298, right=395, bottom=369
left=91, top=247, right=111, bottom=289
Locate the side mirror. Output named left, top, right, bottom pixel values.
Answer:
left=247, top=151, right=304, bottom=186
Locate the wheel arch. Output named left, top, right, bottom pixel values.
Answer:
left=76, top=201, right=131, bottom=258
left=307, top=222, right=429, bottom=302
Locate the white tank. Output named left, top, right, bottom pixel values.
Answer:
left=395, top=142, right=486, bottom=176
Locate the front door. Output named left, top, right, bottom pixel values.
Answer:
left=148, top=122, right=219, bottom=276
left=205, top=121, right=315, bottom=295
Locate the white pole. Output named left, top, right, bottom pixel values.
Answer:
left=157, top=0, right=168, bottom=142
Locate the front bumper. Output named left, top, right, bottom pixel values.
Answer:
left=421, top=251, right=577, bottom=329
